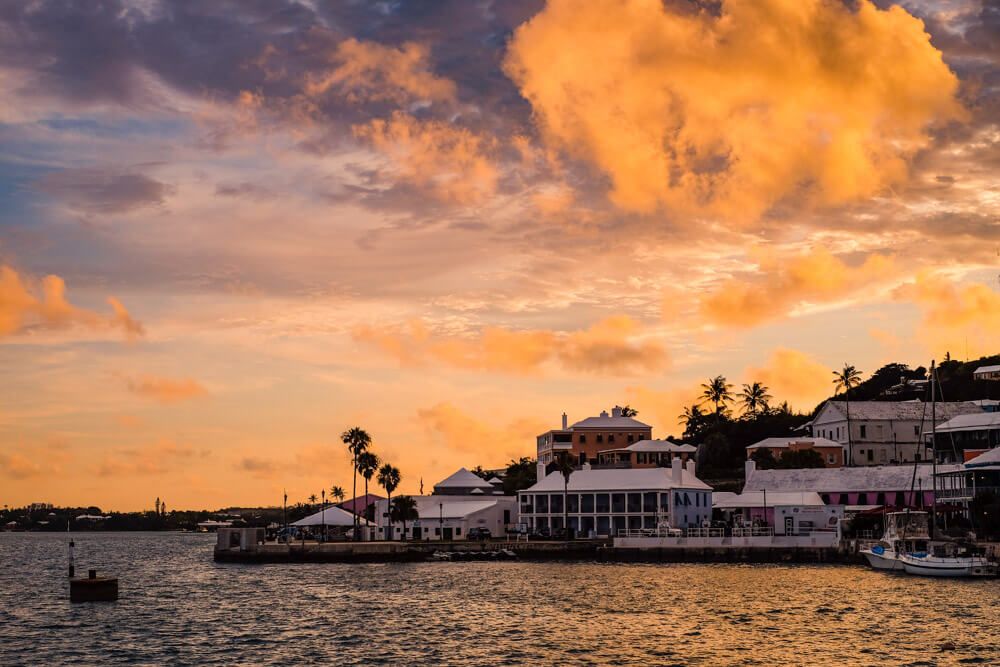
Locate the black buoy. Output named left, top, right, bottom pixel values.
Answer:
left=70, top=570, right=119, bottom=603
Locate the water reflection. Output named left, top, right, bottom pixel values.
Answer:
left=1, top=533, right=997, bottom=665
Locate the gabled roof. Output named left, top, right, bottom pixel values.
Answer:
left=714, top=491, right=826, bottom=509
left=746, top=437, right=842, bottom=450
left=817, top=400, right=981, bottom=422
left=929, top=412, right=1000, bottom=434
left=338, top=493, right=385, bottom=515
left=379, top=497, right=507, bottom=520
left=625, top=439, right=697, bottom=453
left=525, top=467, right=710, bottom=492
left=433, top=467, right=494, bottom=490
left=293, top=505, right=371, bottom=527
left=487, top=476, right=504, bottom=485
left=974, top=365, right=1000, bottom=374
left=571, top=414, right=651, bottom=429
left=966, top=448, right=1000, bottom=468
left=745, top=464, right=960, bottom=494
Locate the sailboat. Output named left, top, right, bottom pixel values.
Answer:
left=860, top=511, right=929, bottom=571
left=897, top=361, right=997, bottom=578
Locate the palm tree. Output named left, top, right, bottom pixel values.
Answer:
left=620, top=405, right=638, bottom=417
left=308, top=493, right=318, bottom=509
left=553, top=450, right=575, bottom=540
left=740, top=382, right=772, bottom=417
left=330, top=485, right=345, bottom=504
left=390, top=495, right=419, bottom=541
left=700, top=375, right=734, bottom=423
left=377, top=463, right=401, bottom=540
left=341, top=426, right=371, bottom=538
left=356, top=451, right=381, bottom=522
left=832, top=364, right=863, bottom=466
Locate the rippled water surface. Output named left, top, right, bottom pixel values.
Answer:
left=2, top=532, right=999, bottom=666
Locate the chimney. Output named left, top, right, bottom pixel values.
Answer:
left=561, top=412, right=568, bottom=430
left=685, top=459, right=697, bottom=477
left=600, top=410, right=609, bottom=418
left=745, top=459, right=756, bottom=482
left=612, top=406, right=622, bottom=418
left=537, top=461, right=547, bottom=482
left=671, top=457, right=682, bottom=484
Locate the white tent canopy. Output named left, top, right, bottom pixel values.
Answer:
left=292, top=505, right=372, bottom=527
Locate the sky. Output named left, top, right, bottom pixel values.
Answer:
left=1, top=0, right=999, bottom=511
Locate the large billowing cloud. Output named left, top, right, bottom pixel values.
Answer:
left=699, top=247, right=897, bottom=327
left=0, top=265, right=144, bottom=340
left=504, top=0, right=964, bottom=219
left=744, top=348, right=833, bottom=411
left=896, top=273, right=1000, bottom=356
left=354, top=315, right=668, bottom=375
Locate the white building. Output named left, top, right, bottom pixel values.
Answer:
left=518, top=458, right=711, bottom=537
left=372, top=468, right=517, bottom=541
left=713, top=491, right=842, bottom=535
left=973, top=365, right=1000, bottom=382
left=810, top=400, right=982, bottom=466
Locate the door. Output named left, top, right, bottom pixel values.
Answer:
left=443, top=527, right=453, bottom=541
left=784, top=516, right=794, bottom=536
left=412, top=526, right=421, bottom=540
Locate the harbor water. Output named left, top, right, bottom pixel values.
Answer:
left=1, top=532, right=998, bottom=666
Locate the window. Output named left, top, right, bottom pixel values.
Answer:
left=867, top=449, right=874, bottom=462
left=537, top=495, right=549, bottom=513
left=551, top=494, right=563, bottom=514
left=596, top=516, right=610, bottom=536
left=627, top=433, right=634, bottom=443
left=643, top=492, right=657, bottom=512
left=827, top=454, right=834, bottom=464
left=578, top=452, right=586, bottom=466
left=456, top=527, right=461, bottom=535
left=579, top=434, right=587, bottom=444
left=860, top=425, right=867, bottom=438
left=608, top=434, right=615, bottom=444
left=612, top=493, right=626, bottom=513
left=435, top=527, right=441, bottom=535
left=567, top=494, right=579, bottom=513
left=597, top=434, right=603, bottom=443
left=913, top=425, right=919, bottom=436
left=503, top=509, right=511, bottom=524
left=858, top=493, right=868, bottom=505
left=582, top=494, right=594, bottom=513
left=596, top=493, right=610, bottom=513
left=627, top=493, right=641, bottom=513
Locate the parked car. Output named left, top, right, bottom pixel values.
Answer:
left=467, top=527, right=492, bottom=541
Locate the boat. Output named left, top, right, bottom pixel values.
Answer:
left=899, top=542, right=997, bottom=578
left=860, top=511, right=929, bottom=571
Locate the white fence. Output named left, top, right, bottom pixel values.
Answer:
left=614, top=527, right=840, bottom=550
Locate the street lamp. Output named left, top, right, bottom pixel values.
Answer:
left=439, top=502, right=444, bottom=542
left=321, top=489, right=326, bottom=543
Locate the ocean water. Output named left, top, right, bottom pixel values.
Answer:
left=1, top=532, right=998, bottom=666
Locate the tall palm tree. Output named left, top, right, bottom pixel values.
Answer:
left=832, top=364, right=863, bottom=466
left=341, top=427, right=371, bottom=537
left=553, top=451, right=575, bottom=540
left=620, top=405, right=638, bottom=418
left=330, top=485, right=345, bottom=504
left=356, top=451, right=381, bottom=522
left=308, top=494, right=318, bottom=509
left=377, top=463, right=401, bottom=540
left=390, top=495, right=419, bottom=541
left=740, top=382, right=772, bottom=417
left=700, top=375, right=734, bottom=423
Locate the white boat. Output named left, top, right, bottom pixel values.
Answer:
left=860, top=511, right=929, bottom=572
left=899, top=543, right=997, bottom=578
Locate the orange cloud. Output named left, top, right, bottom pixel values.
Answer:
left=896, top=273, right=1000, bottom=356
left=0, top=452, right=45, bottom=479
left=416, top=402, right=545, bottom=463
left=306, top=39, right=456, bottom=104
left=354, top=315, right=668, bottom=376
left=0, top=265, right=144, bottom=340
left=354, top=112, right=498, bottom=204
left=96, top=440, right=201, bottom=477
left=504, top=0, right=964, bottom=219
left=126, top=376, right=208, bottom=404
left=625, top=385, right=705, bottom=438
left=744, top=348, right=832, bottom=411
left=699, top=248, right=897, bottom=328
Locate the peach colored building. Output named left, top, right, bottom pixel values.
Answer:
left=746, top=437, right=845, bottom=468
left=536, top=406, right=653, bottom=466
left=597, top=440, right=697, bottom=468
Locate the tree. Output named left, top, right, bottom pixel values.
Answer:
left=620, top=405, right=638, bottom=417
left=377, top=463, right=401, bottom=540
left=776, top=449, right=826, bottom=469
left=341, top=426, right=371, bottom=537
left=679, top=404, right=710, bottom=440
left=553, top=451, right=575, bottom=539
left=740, top=382, right=772, bottom=417
left=832, top=364, right=863, bottom=466
left=330, top=485, right=345, bottom=504
left=308, top=494, right=318, bottom=508
left=700, top=375, right=734, bottom=423
left=356, top=451, right=381, bottom=521
left=749, top=447, right=778, bottom=470
left=390, top=495, right=419, bottom=540
left=502, top=457, right=537, bottom=495
left=470, top=466, right=488, bottom=479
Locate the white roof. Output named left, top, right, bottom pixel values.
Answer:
left=966, top=448, right=1000, bottom=468
left=818, top=400, right=981, bottom=422
left=746, top=437, right=842, bottom=450
left=571, top=413, right=651, bottom=429
left=713, top=491, right=826, bottom=509
left=625, top=439, right=697, bottom=453
left=292, top=505, right=370, bottom=527
left=929, top=412, right=1000, bottom=434
left=433, top=468, right=494, bottom=491
left=487, top=476, right=504, bottom=485
left=407, top=497, right=504, bottom=520
left=525, top=467, right=710, bottom=493
left=745, top=464, right=960, bottom=494
left=974, top=365, right=1000, bottom=374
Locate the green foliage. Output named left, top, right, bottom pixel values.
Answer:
left=502, top=457, right=537, bottom=495
left=774, top=448, right=826, bottom=469
left=749, top=447, right=778, bottom=469
left=390, top=495, right=419, bottom=524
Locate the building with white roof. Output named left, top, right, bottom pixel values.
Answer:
left=810, top=400, right=982, bottom=466
left=536, top=406, right=653, bottom=466
left=371, top=468, right=517, bottom=540
left=936, top=447, right=1000, bottom=505
left=744, top=459, right=962, bottom=510
left=518, top=458, right=711, bottom=537
left=713, top=491, right=842, bottom=535
left=926, top=412, right=1000, bottom=462
left=596, top=439, right=696, bottom=468
left=746, top=437, right=844, bottom=467
left=973, top=365, right=1000, bottom=382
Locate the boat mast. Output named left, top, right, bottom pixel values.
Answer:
left=930, top=360, right=937, bottom=540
